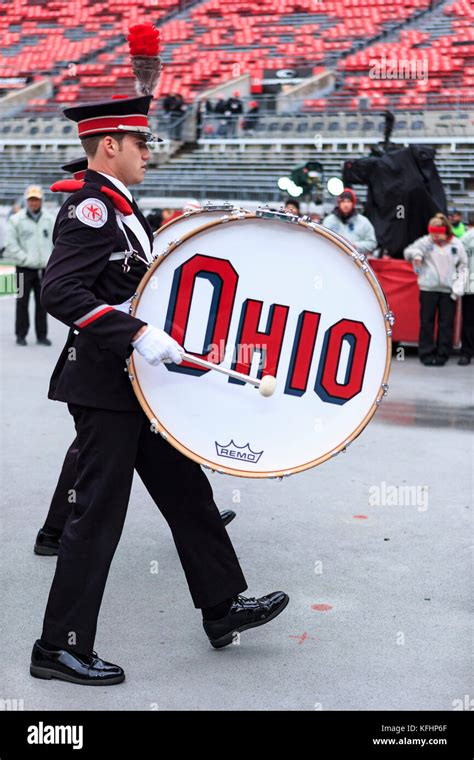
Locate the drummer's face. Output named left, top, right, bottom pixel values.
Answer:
left=115, top=134, right=150, bottom=186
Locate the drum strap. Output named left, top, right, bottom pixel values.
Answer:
left=110, top=214, right=150, bottom=270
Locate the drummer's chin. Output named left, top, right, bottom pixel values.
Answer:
left=134, top=168, right=147, bottom=184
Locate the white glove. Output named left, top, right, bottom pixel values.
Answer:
left=132, top=325, right=183, bottom=366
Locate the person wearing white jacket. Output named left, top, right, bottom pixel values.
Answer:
left=404, top=213, right=467, bottom=366
left=458, top=226, right=474, bottom=365
left=5, top=185, right=55, bottom=346
left=322, top=188, right=377, bottom=255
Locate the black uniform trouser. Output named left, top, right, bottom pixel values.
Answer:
left=460, top=294, right=474, bottom=358
left=43, top=440, right=78, bottom=532
left=41, top=404, right=247, bottom=654
left=418, top=291, right=456, bottom=361
left=15, top=266, right=48, bottom=340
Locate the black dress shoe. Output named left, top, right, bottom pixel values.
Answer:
left=34, top=527, right=62, bottom=556
left=420, top=356, right=435, bottom=366
left=219, top=509, right=236, bottom=527
left=458, top=355, right=471, bottom=366
left=37, top=337, right=52, bottom=346
left=203, top=591, right=289, bottom=649
left=432, top=356, right=447, bottom=366
left=30, top=640, right=125, bottom=686
left=16, top=337, right=27, bottom=346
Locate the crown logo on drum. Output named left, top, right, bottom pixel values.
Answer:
left=215, top=440, right=264, bottom=464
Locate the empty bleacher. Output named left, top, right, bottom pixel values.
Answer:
left=1, top=0, right=434, bottom=111
left=302, top=0, right=474, bottom=111
left=0, top=141, right=472, bottom=213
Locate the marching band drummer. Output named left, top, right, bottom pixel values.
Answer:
left=34, top=157, right=237, bottom=556
left=30, top=94, right=289, bottom=686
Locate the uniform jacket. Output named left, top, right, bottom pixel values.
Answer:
left=41, top=169, right=152, bottom=411
left=5, top=207, right=54, bottom=269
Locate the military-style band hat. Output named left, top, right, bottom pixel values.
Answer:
left=63, top=94, right=162, bottom=142
left=61, top=156, right=88, bottom=180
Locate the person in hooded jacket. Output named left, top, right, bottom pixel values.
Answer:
left=322, top=188, right=377, bottom=255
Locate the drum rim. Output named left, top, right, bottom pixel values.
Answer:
left=129, top=213, right=392, bottom=479
left=152, top=203, right=246, bottom=239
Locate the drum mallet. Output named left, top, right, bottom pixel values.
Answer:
left=178, top=352, right=276, bottom=397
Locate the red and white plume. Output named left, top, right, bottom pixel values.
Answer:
left=127, top=23, right=162, bottom=96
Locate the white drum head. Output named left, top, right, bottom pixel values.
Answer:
left=130, top=214, right=391, bottom=478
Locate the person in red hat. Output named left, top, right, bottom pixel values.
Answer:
left=30, top=88, right=288, bottom=686
left=322, top=188, right=377, bottom=255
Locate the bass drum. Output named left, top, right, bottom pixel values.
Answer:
left=129, top=210, right=392, bottom=478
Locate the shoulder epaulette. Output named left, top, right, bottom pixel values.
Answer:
left=50, top=180, right=133, bottom=216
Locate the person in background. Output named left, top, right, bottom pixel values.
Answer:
left=242, top=100, right=260, bottom=134
left=285, top=199, right=300, bottom=215
left=322, top=188, right=377, bottom=255
left=146, top=208, right=163, bottom=231
left=404, top=213, right=467, bottom=366
left=225, top=90, right=243, bottom=137
left=458, top=226, right=474, bottom=365
left=4, top=185, right=54, bottom=346
left=449, top=209, right=466, bottom=239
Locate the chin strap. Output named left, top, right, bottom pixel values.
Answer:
left=49, top=180, right=133, bottom=216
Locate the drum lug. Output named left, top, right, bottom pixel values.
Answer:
left=128, top=292, right=139, bottom=313
left=384, top=310, right=395, bottom=326
left=276, top=471, right=292, bottom=481
left=124, top=359, right=134, bottom=382
left=256, top=206, right=299, bottom=223
left=203, top=202, right=233, bottom=212
left=160, top=431, right=168, bottom=440
left=162, top=239, right=181, bottom=257
left=376, top=383, right=390, bottom=405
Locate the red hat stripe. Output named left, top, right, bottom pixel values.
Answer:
left=77, top=114, right=149, bottom=137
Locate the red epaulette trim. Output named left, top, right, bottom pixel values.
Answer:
left=100, top=186, right=133, bottom=216
left=49, top=180, right=133, bottom=216
left=50, top=180, right=84, bottom=193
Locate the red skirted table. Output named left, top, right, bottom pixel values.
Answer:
left=369, top=258, right=461, bottom=346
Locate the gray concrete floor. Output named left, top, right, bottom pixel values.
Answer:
left=0, top=296, right=472, bottom=711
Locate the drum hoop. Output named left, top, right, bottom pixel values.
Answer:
left=129, top=213, right=392, bottom=479
left=152, top=204, right=244, bottom=239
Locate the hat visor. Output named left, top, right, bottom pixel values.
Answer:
left=115, top=125, right=163, bottom=143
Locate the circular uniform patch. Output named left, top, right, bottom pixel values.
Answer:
left=76, top=198, right=108, bottom=228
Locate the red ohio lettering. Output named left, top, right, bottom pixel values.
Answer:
left=314, top=319, right=371, bottom=405
left=164, top=254, right=238, bottom=375
left=229, top=299, right=289, bottom=385
left=284, top=310, right=321, bottom=396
